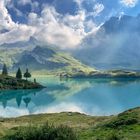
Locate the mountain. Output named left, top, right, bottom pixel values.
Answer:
left=12, top=45, right=94, bottom=74
left=102, top=15, right=140, bottom=34
left=74, top=14, right=140, bottom=70
left=14, top=46, right=66, bottom=70
left=0, top=37, right=60, bottom=69
left=0, top=36, right=94, bottom=74
left=0, top=36, right=38, bottom=49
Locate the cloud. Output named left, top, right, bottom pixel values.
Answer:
left=0, top=0, right=16, bottom=30
left=0, top=0, right=36, bottom=45
left=28, top=5, right=95, bottom=49
left=31, top=1, right=39, bottom=12
left=73, top=0, right=83, bottom=8
left=7, top=2, right=24, bottom=17
left=0, top=24, right=36, bottom=44
left=17, top=0, right=32, bottom=6
left=120, top=0, right=138, bottom=7
left=93, top=3, right=104, bottom=17
left=0, top=1, right=98, bottom=49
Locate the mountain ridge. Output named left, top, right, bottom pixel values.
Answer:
left=73, top=14, right=140, bottom=70
left=0, top=44, right=95, bottom=75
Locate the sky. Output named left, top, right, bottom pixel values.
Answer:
left=0, top=0, right=140, bottom=49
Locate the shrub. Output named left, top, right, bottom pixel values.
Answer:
left=4, top=123, right=78, bottom=140
left=24, top=68, right=31, bottom=81
left=106, top=133, right=120, bottom=140
left=104, top=116, right=138, bottom=128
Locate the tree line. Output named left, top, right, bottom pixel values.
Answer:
left=1, top=64, right=31, bottom=80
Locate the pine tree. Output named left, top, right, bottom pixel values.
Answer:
left=24, top=68, right=31, bottom=80
left=2, top=64, right=8, bottom=75
left=16, top=68, right=22, bottom=79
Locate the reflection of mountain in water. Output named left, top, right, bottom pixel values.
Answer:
left=53, top=78, right=140, bottom=96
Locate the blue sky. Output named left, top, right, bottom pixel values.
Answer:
left=6, top=0, right=140, bottom=24
left=0, top=0, right=140, bottom=48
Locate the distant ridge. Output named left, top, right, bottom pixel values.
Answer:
left=74, top=14, right=140, bottom=70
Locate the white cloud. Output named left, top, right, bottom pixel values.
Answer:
left=28, top=6, right=94, bottom=49
left=119, top=11, right=125, bottom=20
left=0, top=25, right=36, bottom=44
left=31, top=1, right=39, bottom=12
left=92, top=3, right=104, bottom=17
left=120, top=0, right=138, bottom=7
left=74, top=0, right=83, bottom=8
left=62, top=10, right=86, bottom=39
left=18, top=0, right=32, bottom=5
left=0, top=0, right=36, bottom=44
left=0, top=0, right=16, bottom=30
left=0, top=1, right=98, bottom=49
left=84, top=20, right=98, bottom=33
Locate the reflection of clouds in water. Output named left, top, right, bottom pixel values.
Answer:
left=0, top=101, right=124, bottom=118
left=32, top=101, right=122, bottom=116
left=0, top=106, right=29, bottom=118
left=32, top=99, right=123, bottom=116
left=88, top=105, right=122, bottom=116
left=33, top=102, right=85, bottom=114
left=47, top=81, right=92, bottom=100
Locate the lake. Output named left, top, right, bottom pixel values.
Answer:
left=1, top=76, right=140, bottom=118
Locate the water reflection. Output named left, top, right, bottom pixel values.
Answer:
left=0, top=89, right=42, bottom=108
left=1, top=77, right=140, bottom=117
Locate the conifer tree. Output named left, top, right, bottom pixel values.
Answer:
left=2, top=64, right=8, bottom=75
left=16, top=68, right=22, bottom=79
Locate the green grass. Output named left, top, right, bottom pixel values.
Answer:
left=31, top=52, right=96, bottom=76
left=1, top=107, right=140, bottom=139
left=3, top=123, right=77, bottom=140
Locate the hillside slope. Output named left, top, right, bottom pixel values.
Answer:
left=1, top=107, right=140, bottom=140
left=13, top=45, right=95, bottom=75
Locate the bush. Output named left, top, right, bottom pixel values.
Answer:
left=4, top=123, right=78, bottom=140
left=104, top=116, right=138, bottom=128
left=105, top=132, right=120, bottom=140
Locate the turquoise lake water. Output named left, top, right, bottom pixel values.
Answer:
left=1, top=77, right=140, bottom=118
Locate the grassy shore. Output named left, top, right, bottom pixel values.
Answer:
left=1, top=107, right=140, bottom=139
